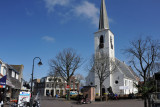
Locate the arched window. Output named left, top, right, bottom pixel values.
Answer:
left=100, top=36, right=104, bottom=44
left=110, top=36, right=113, bottom=49
left=99, top=35, right=104, bottom=49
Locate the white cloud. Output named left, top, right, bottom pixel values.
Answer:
left=108, top=17, right=114, bottom=24
left=43, top=0, right=114, bottom=27
left=74, top=1, right=99, bottom=26
left=25, top=8, right=33, bottom=16
left=44, top=0, right=71, bottom=13
left=42, top=36, right=55, bottom=42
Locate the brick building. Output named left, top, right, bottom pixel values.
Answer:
left=34, top=76, right=79, bottom=96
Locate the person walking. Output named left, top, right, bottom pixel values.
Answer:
left=0, top=92, right=4, bottom=107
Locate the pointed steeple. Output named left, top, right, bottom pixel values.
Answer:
left=99, top=0, right=109, bottom=30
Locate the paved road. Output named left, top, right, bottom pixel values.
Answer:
left=40, top=97, right=144, bottom=107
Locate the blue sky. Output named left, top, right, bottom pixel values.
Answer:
left=0, top=0, right=160, bottom=81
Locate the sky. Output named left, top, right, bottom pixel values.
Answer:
left=0, top=0, right=160, bottom=81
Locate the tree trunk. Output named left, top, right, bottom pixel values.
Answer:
left=148, top=95, right=151, bottom=107
left=67, top=80, right=70, bottom=100
left=144, top=97, right=147, bottom=107
left=100, top=83, right=102, bottom=101
left=143, top=73, right=147, bottom=107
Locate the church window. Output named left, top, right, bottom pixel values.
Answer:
left=115, top=80, right=119, bottom=84
left=99, top=35, right=104, bottom=49
left=125, top=80, right=128, bottom=86
left=110, top=36, right=113, bottom=49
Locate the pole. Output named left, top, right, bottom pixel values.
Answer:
left=30, top=59, right=34, bottom=107
left=30, top=57, right=42, bottom=107
left=156, top=80, right=157, bottom=93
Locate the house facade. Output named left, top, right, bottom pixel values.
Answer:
left=34, top=76, right=79, bottom=96
left=0, top=59, right=24, bottom=99
left=86, top=0, right=139, bottom=95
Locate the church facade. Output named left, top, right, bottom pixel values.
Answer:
left=86, top=0, right=139, bottom=95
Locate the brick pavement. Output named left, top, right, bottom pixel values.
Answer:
left=40, top=97, right=144, bottom=107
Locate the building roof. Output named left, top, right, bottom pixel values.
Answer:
left=10, top=77, right=21, bottom=89
left=99, top=0, right=109, bottom=30
left=115, top=58, right=138, bottom=81
left=10, top=65, right=24, bottom=73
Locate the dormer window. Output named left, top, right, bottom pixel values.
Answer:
left=16, top=73, right=19, bottom=79
left=99, top=35, right=104, bottom=49
left=12, top=71, right=15, bottom=78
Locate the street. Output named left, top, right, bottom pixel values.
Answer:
left=40, top=97, right=144, bottom=107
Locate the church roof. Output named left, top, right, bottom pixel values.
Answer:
left=99, top=0, right=110, bottom=30
left=115, top=58, right=138, bottom=81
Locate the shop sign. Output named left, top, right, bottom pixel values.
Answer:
left=18, top=91, right=31, bottom=107
left=0, top=75, right=6, bottom=88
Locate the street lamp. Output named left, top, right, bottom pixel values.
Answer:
left=30, top=57, right=42, bottom=107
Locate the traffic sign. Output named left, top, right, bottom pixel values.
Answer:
left=66, top=85, right=70, bottom=90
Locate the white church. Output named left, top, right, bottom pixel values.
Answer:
left=86, top=0, right=139, bottom=95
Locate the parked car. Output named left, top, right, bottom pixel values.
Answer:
left=70, top=91, right=78, bottom=96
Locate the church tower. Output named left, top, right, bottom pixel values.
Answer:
left=94, top=0, right=115, bottom=59
left=86, top=0, right=139, bottom=95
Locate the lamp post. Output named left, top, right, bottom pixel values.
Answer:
left=30, top=57, right=42, bottom=107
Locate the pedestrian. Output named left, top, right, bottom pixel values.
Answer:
left=6, top=92, right=11, bottom=102
left=0, top=92, right=4, bottom=107
left=114, top=93, right=118, bottom=100
left=66, top=94, right=67, bottom=100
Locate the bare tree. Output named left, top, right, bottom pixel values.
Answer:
left=151, top=62, right=160, bottom=75
left=75, top=73, right=85, bottom=88
left=90, top=53, right=117, bottom=101
left=48, top=67, right=59, bottom=97
left=49, top=48, right=82, bottom=100
left=124, top=37, right=160, bottom=107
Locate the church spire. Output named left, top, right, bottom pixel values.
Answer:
left=99, top=0, right=109, bottom=30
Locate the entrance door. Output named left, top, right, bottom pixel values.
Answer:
left=60, top=90, right=63, bottom=96
left=51, top=90, right=54, bottom=97
left=46, top=90, right=49, bottom=96
left=102, top=88, right=105, bottom=95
